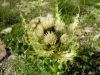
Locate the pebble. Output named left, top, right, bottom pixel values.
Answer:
left=0, top=42, right=7, bottom=61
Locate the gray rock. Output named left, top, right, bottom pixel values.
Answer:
left=0, top=27, right=12, bottom=34
left=0, top=42, right=7, bottom=61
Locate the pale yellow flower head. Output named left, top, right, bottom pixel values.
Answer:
left=29, top=19, right=37, bottom=29
left=36, top=25, right=44, bottom=37
left=55, top=19, right=65, bottom=32
left=69, top=14, right=79, bottom=31
left=44, top=31, right=57, bottom=45
left=41, top=14, right=54, bottom=29
left=60, top=34, right=67, bottom=44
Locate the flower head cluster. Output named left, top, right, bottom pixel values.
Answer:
left=25, top=13, right=79, bottom=63
left=28, top=14, right=68, bottom=45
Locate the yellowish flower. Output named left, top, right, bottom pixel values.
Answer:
left=41, top=14, right=54, bottom=29
left=69, top=14, right=79, bottom=31
left=29, top=19, right=36, bottom=29
left=36, top=25, right=44, bottom=37
left=55, top=19, right=65, bottom=32
left=60, top=34, right=67, bottom=44
left=44, top=31, right=57, bottom=45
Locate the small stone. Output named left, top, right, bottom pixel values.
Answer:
left=1, top=27, right=12, bottom=34
left=0, top=42, right=7, bottom=61
left=95, top=46, right=100, bottom=52
left=96, top=3, right=100, bottom=6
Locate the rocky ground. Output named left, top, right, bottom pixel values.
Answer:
left=0, top=41, right=16, bottom=75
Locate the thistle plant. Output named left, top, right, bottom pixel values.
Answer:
left=23, top=1, right=100, bottom=74
left=0, top=0, right=100, bottom=75
left=24, top=12, right=78, bottom=63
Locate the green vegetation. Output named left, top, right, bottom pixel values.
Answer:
left=0, top=0, right=100, bottom=75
